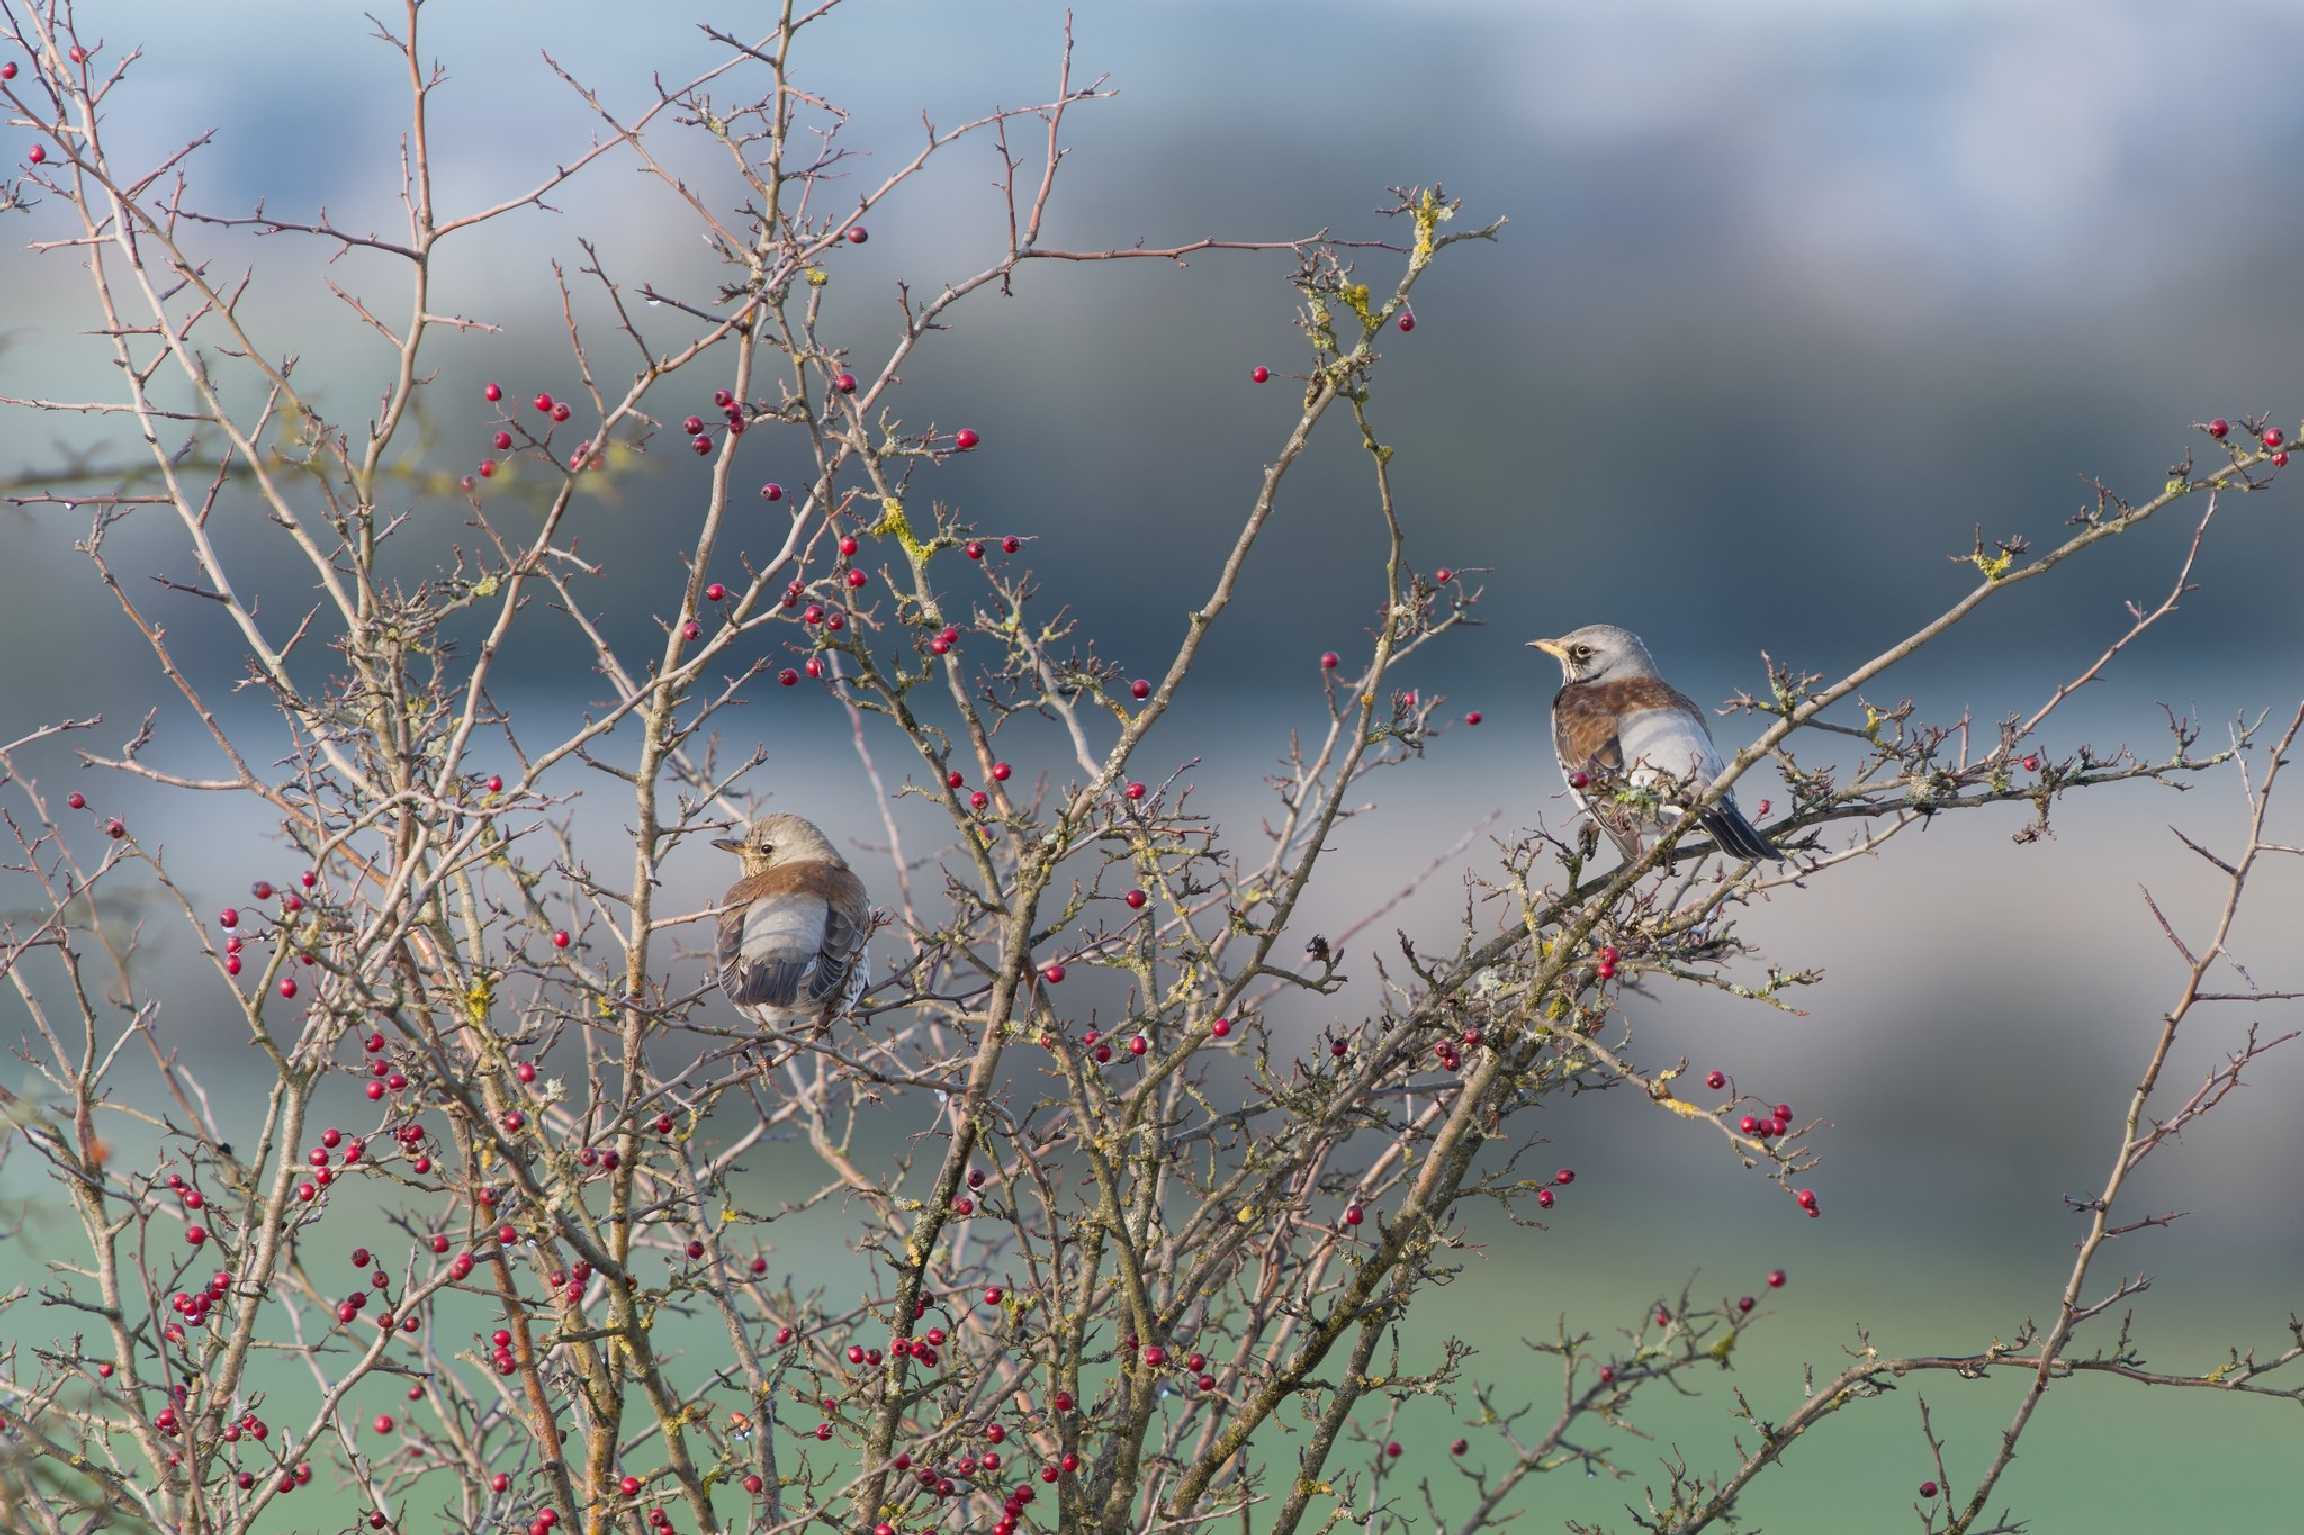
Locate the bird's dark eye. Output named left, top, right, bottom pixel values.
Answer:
left=1570, top=645, right=1593, bottom=662
left=757, top=843, right=774, bottom=856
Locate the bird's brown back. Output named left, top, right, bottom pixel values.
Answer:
left=724, top=860, right=869, bottom=914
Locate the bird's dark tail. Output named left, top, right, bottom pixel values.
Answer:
left=1701, top=801, right=1783, bottom=863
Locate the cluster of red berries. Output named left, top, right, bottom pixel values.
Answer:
left=2206, top=415, right=2293, bottom=467
left=1433, top=1026, right=1484, bottom=1073
left=59, top=788, right=132, bottom=840
left=162, top=1259, right=232, bottom=1340
left=963, top=535, right=1024, bottom=559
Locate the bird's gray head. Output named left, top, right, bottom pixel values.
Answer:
left=712, top=813, right=842, bottom=876
left=1528, top=624, right=1659, bottom=685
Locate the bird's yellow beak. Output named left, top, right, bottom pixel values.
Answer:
left=710, top=836, right=743, bottom=853
left=1527, top=637, right=1567, bottom=660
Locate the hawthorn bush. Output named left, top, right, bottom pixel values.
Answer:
left=3, top=7, right=2300, bottom=1535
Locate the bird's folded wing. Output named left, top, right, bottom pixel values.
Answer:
left=718, top=861, right=872, bottom=1010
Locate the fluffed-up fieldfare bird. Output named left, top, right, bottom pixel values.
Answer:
left=1530, top=624, right=1783, bottom=864
left=713, top=814, right=872, bottom=1033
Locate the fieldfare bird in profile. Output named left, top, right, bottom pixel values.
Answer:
left=713, top=813, right=872, bottom=1033
left=1530, top=624, right=1783, bottom=864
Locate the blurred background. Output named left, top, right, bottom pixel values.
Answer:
left=4, top=0, right=2302, bottom=1527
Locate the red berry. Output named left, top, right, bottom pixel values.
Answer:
left=683, top=416, right=704, bottom=435
left=493, top=431, right=513, bottom=451
left=553, top=930, right=571, bottom=948
left=1766, top=1268, right=1787, bottom=1288
left=484, top=382, right=502, bottom=402
left=1554, top=1168, right=1575, bottom=1185
left=846, top=569, right=867, bottom=589
left=67, top=791, right=86, bottom=810
left=954, top=428, right=979, bottom=451
left=2264, top=427, right=2286, bottom=449
left=301, top=870, right=316, bottom=888
left=1463, top=710, right=1482, bottom=726
left=991, top=762, right=1012, bottom=781
left=743, top=1475, right=764, bottom=1494
left=847, top=226, right=869, bottom=244
left=761, top=482, right=784, bottom=501
left=1124, top=781, right=1146, bottom=801
left=1434, top=567, right=1453, bottom=585
left=185, top=1225, right=207, bottom=1246
left=779, top=669, right=799, bottom=686
left=1920, top=1480, right=1940, bottom=1498
left=479, top=459, right=496, bottom=478
left=1705, top=1070, right=1726, bottom=1090
left=1211, top=1016, right=1231, bottom=1037
left=218, top=907, right=239, bottom=929
left=1, top=63, right=15, bottom=81
left=1536, top=1187, right=1554, bottom=1208
left=106, top=818, right=125, bottom=838
left=965, top=540, right=985, bottom=559
left=1124, top=888, right=1147, bottom=909
left=1130, top=679, right=1151, bottom=700
left=682, top=621, right=701, bottom=641
left=486, top=773, right=503, bottom=794
left=1001, top=536, right=1021, bottom=554
left=1568, top=771, right=1590, bottom=789
left=373, top=1414, right=395, bottom=1434
left=839, top=534, right=860, bottom=557
left=1040, top=963, right=1066, bottom=985
left=690, top=435, right=712, bottom=456
left=1128, top=1035, right=1148, bottom=1056
left=834, top=373, right=858, bottom=394
left=1397, top=313, right=1415, bottom=332
left=533, top=393, right=553, bottom=413
left=2022, top=753, right=2041, bottom=772
left=28, top=144, right=46, bottom=165
left=2276, top=452, right=2291, bottom=467
left=1343, top=1204, right=1364, bottom=1226
left=552, top=402, right=571, bottom=422
left=1251, top=366, right=1270, bottom=383
left=279, top=979, right=297, bottom=1000
left=2207, top=418, right=2228, bottom=439
left=1796, top=1188, right=1818, bottom=1210
left=705, top=582, right=726, bottom=602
